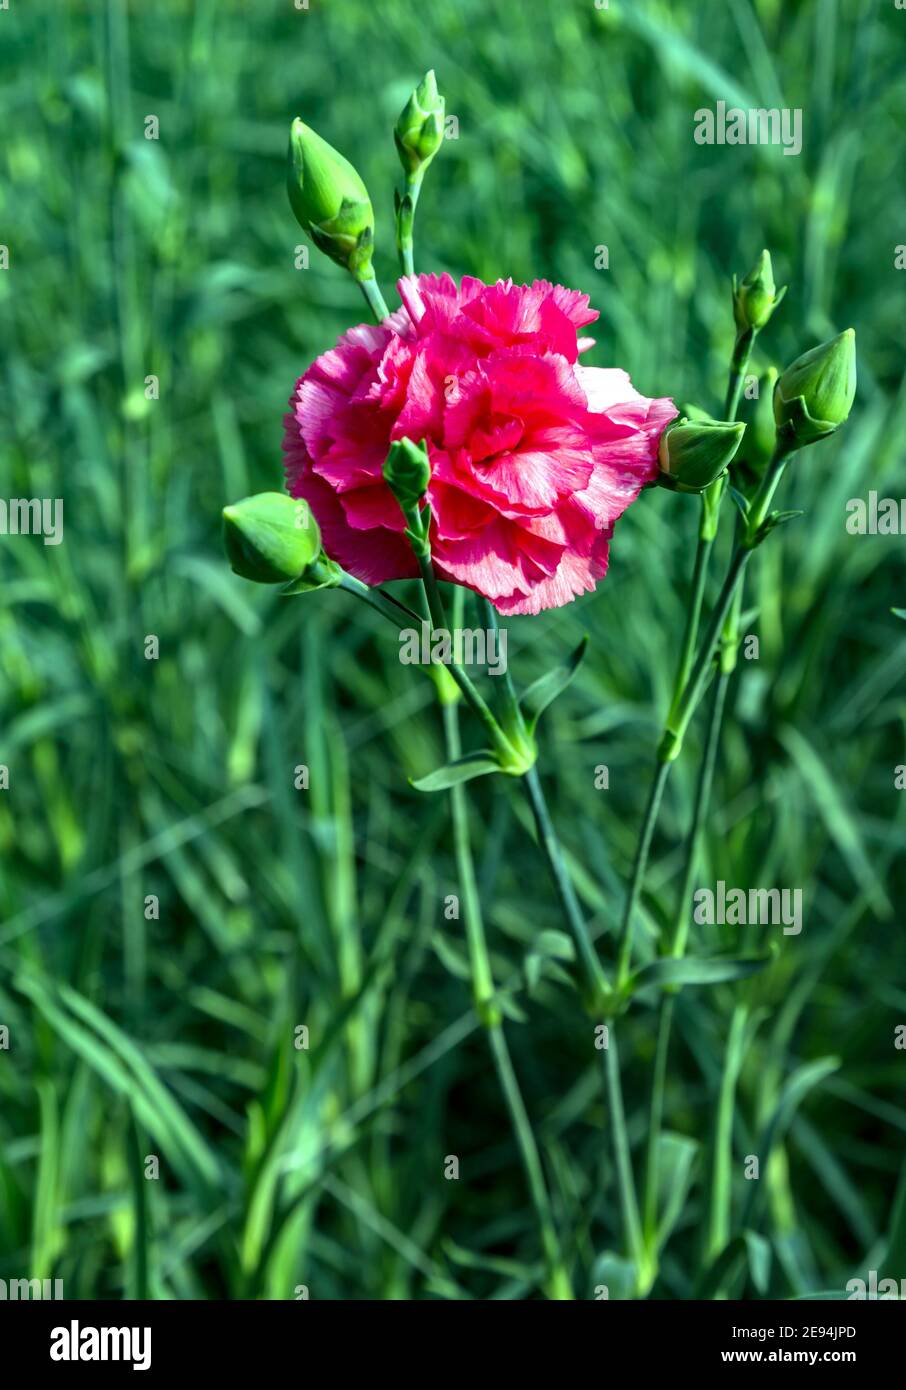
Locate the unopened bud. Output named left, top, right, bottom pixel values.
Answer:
left=287, top=119, right=375, bottom=280
left=223, top=492, right=322, bottom=584
left=732, top=249, right=786, bottom=334
left=383, top=437, right=432, bottom=511
left=394, top=70, right=445, bottom=179
left=773, top=329, right=856, bottom=446
left=658, top=418, right=746, bottom=494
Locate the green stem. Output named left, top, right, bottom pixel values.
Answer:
left=487, top=1025, right=573, bottom=1299
left=744, top=441, right=794, bottom=537
left=642, top=453, right=791, bottom=1273
left=614, top=761, right=671, bottom=991
left=640, top=675, right=730, bottom=1263
left=523, top=764, right=611, bottom=1010
left=705, top=1003, right=749, bottom=1266
left=642, top=994, right=674, bottom=1250
left=337, top=571, right=419, bottom=627
left=357, top=273, right=390, bottom=324
left=668, top=669, right=730, bottom=960
left=663, top=441, right=792, bottom=781
left=482, top=600, right=527, bottom=743
left=659, top=443, right=793, bottom=773
left=340, top=557, right=616, bottom=1282
left=604, top=1028, right=651, bottom=1292
left=616, top=414, right=786, bottom=1252
left=340, top=553, right=524, bottom=772
left=724, top=327, right=755, bottom=420
left=395, top=173, right=423, bottom=278
left=663, top=326, right=755, bottom=733
left=658, top=545, right=751, bottom=765
left=639, top=327, right=761, bottom=1248
left=417, top=555, right=528, bottom=770
left=666, top=528, right=711, bottom=730
left=442, top=702, right=497, bottom=1019
left=480, top=604, right=647, bottom=1289
left=441, top=589, right=571, bottom=1298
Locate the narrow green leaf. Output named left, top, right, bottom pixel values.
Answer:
left=497, top=993, right=529, bottom=1024
left=882, top=1159, right=906, bottom=1279
left=520, top=636, right=588, bottom=733
left=742, top=1057, right=841, bottom=1232
left=411, top=752, right=500, bottom=791
left=654, top=1132, right=699, bottom=1248
left=630, top=953, right=772, bottom=992
left=32, top=1080, right=60, bottom=1280
left=779, top=726, right=892, bottom=917
left=432, top=931, right=472, bottom=981
left=16, top=974, right=221, bottom=1194
left=727, top=485, right=750, bottom=521
left=744, top=1230, right=772, bottom=1294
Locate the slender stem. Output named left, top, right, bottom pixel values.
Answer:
left=482, top=600, right=647, bottom=1290
left=642, top=453, right=792, bottom=1274
left=640, top=677, right=730, bottom=1258
left=521, top=713, right=643, bottom=1291
left=604, top=1028, right=650, bottom=1292
left=704, top=1003, right=749, bottom=1265
left=396, top=173, right=423, bottom=278
left=659, top=546, right=751, bottom=763
left=656, top=445, right=791, bottom=774
left=642, top=995, right=674, bottom=1248
left=523, top=764, right=611, bottom=1008
left=662, top=326, right=754, bottom=734
left=443, top=700, right=497, bottom=1017
left=341, top=556, right=622, bottom=1282
left=666, top=531, right=711, bottom=729
left=745, top=442, right=793, bottom=536
left=639, top=328, right=762, bottom=1251
left=480, top=605, right=648, bottom=1289
left=441, top=589, right=571, bottom=1298
left=340, top=555, right=522, bottom=768
left=482, top=597, right=611, bottom=1007
left=659, top=444, right=792, bottom=769
left=357, top=274, right=390, bottom=324
left=487, top=1026, right=573, bottom=1299
left=417, top=555, right=525, bottom=767
left=724, top=327, right=755, bottom=420
left=668, top=670, right=730, bottom=959
left=337, top=571, right=419, bottom=627
left=614, top=760, right=670, bottom=991
left=482, top=600, right=526, bottom=739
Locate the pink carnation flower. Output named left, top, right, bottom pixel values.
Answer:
left=283, top=274, right=677, bottom=615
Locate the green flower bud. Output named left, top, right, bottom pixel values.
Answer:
left=773, top=329, right=856, bottom=446
left=732, top=250, right=787, bottom=334
left=287, top=118, right=375, bottom=280
left=223, top=492, right=322, bottom=584
left=658, top=418, right=746, bottom=494
left=394, top=70, right=445, bottom=179
left=383, top=437, right=432, bottom=511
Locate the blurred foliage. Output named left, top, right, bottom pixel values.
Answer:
left=0, top=0, right=904, bottom=1299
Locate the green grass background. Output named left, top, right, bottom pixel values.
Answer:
left=0, top=0, right=904, bottom=1299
